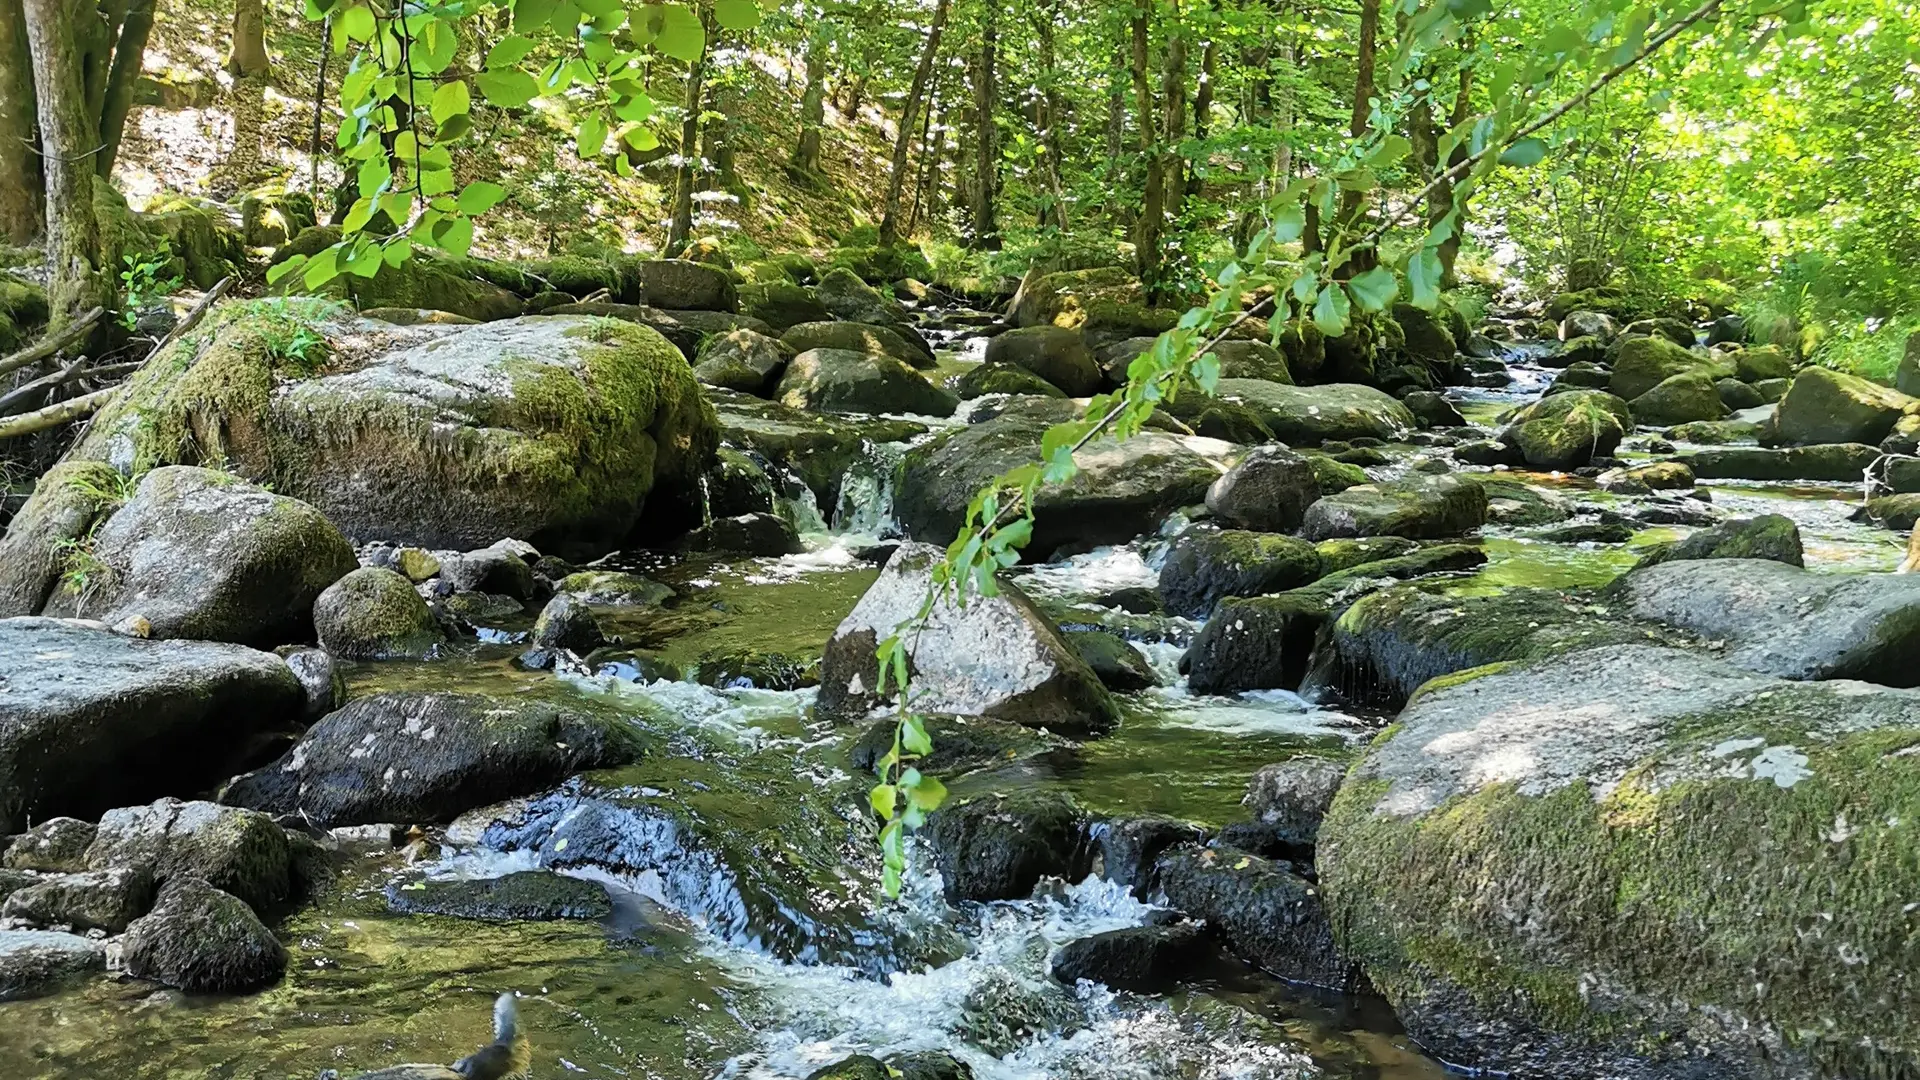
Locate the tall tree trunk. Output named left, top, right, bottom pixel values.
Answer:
left=1160, top=22, right=1188, bottom=226
left=1330, top=0, right=1380, bottom=273
left=23, top=0, right=112, bottom=327
left=966, top=0, right=1000, bottom=250
left=1033, top=3, right=1068, bottom=231
left=791, top=27, right=827, bottom=173
left=1188, top=16, right=1216, bottom=202
left=0, top=0, right=42, bottom=243
left=666, top=13, right=713, bottom=253
left=908, top=72, right=941, bottom=236
left=217, top=0, right=270, bottom=194
left=96, top=0, right=153, bottom=179
left=877, top=0, right=950, bottom=248
left=1129, top=9, right=1162, bottom=292
left=1439, top=60, right=1474, bottom=285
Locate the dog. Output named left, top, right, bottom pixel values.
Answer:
left=328, top=993, right=531, bottom=1080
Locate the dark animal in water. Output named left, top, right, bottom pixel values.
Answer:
left=328, top=993, right=531, bottom=1080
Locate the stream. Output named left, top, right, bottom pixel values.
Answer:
left=0, top=307, right=1900, bottom=1080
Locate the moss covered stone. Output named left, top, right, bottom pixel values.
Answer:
left=1635, top=514, right=1803, bottom=569
left=775, top=347, right=958, bottom=417
left=737, top=280, right=830, bottom=332
left=781, top=319, right=934, bottom=368
left=1301, top=474, right=1489, bottom=542
left=985, top=325, right=1102, bottom=395
left=1215, top=380, right=1416, bottom=445
left=1775, top=366, right=1918, bottom=446
left=1321, top=644, right=1920, bottom=1078
left=0, top=461, right=125, bottom=617
left=312, top=567, right=444, bottom=659
left=1502, top=389, right=1633, bottom=469
left=1158, top=528, right=1324, bottom=617
left=1629, top=370, right=1727, bottom=426
left=385, top=870, right=613, bottom=922
left=1010, top=266, right=1179, bottom=340
left=1609, top=335, right=1726, bottom=400
left=1683, top=443, right=1880, bottom=481
left=955, top=362, right=1067, bottom=399
left=0, top=272, right=48, bottom=353
left=1734, top=344, right=1795, bottom=383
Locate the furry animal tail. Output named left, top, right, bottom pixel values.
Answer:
left=491, top=993, right=517, bottom=1046
left=450, top=993, right=531, bottom=1080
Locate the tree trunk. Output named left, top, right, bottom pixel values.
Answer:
left=966, top=0, right=1000, bottom=251
left=1160, top=23, right=1188, bottom=225
left=1129, top=9, right=1162, bottom=292
left=0, top=0, right=42, bottom=243
left=791, top=27, right=827, bottom=173
left=908, top=71, right=941, bottom=236
left=217, top=0, right=270, bottom=194
left=666, top=12, right=713, bottom=253
left=1439, top=60, right=1474, bottom=285
left=96, top=0, right=153, bottom=179
left=1033, top=3, right=1068, bottom=231
left=877, top=0, right=950, bottom=248
left=1105, top=42, right=1125, bottom=172
left=1330, top=0, right=1380, bottom=273
left=23, top=0, right=112, bottom=328
left=1189, top=17, right=1216, bottom=202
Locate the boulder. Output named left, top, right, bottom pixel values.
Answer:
left=1775, top=366, right=1917, bottom=446
left=1158, top=529, right=1323, bottom=618
left=1063, top=629, right=1159, bottom=692
left=221, top=691, right=646, bottom=826
left=45, top=307, right=717, bottom=555
left=1609, top=335, right=1722, bottom=400
left=1629, top=371, right=1727, bottom=426
left=1319, top=644, right=1920, bottom=1078
left=1244, top=756, right=1348, bottom=843
left=927, top=791, right=1090, bottom=902
left=775, top=348, right=958, bottom=418
left=816, top=544, right=1119, bottom=735
left=1734, top=344, right=1794, bottom=383
left=1215, top=381, right=1415, bottom=445
left=1300, top=475, right=1489, bottom=541
left=886, top=1052, right=974, bottom=1080
left=1204, top=446, right=1322, bottom=533
left=1, top=867, right=152, bottom=933
left=1500, top=390, right=1633, bottom=470
left=954, top=362, right=1067, bottom=399
left=1543, top=335, right=1606, bottom=368
left=312, top=567, right=445, bottom=659
left=737, top=281, right=830, bottom=332
left=34, top=466, right=355, bottom=648
left=1546, top=359, right=1611, bottom=391
left=1093, top=816, right=1207, bottom=896
left=279, top=647, right=345, bottom=720
left=1716, top=377, right=1765, bottom=411
left=0, top=461, right=126, bottom=617
left=814, top=266, right=912, bottom=326
left=781, top=320, right=934, bottom=370
left=122, top=876, right=286, bottom=993
left=1635, top=514, right=1803, bottom=569
left=1392, top=303, right=1457, bottom=364
left=635, top=258, right=737, bottom=311
left=1401, top=390, right=1465, bottom=429
left=1669, top=418, right=1765, bottom=444
left=0, top=618, right=303, bottom=834
left=555, top=571, right=674, bottom=607
left=895, top=414, right=1227, bottom=560
left=985, top=325, right=1102, bottom=396
left=1559, top=311, right=1619, bottom=342
left=1706, top=313, right=1747, bottom=346
left=1683, top=443, right=1880, bottom=482
left=0, top=930, right=106, bottom=1002
left=85, top=799, right=295, bottom=912
left=1314, top=536, right=1420, bottom=573
left=1051, top=922, right=1211, bottom=992
left=709, top=391, right=928, bottom=510
left=438, top=542, right=537, bottom=598
left=1155, top=844, right=1352, bottom=988
left=528, top=593, right=605, bottom=655
left=542, top=302, right=774, bottom=360
left=2, top=818, right=96, bottom=873
left=1616, top=559, right=1920, bottom=684
left=693, top=328, right=788, bottom=394
left=384, top=870, right=613, bottom=921
left=1010, top=266, right=1175, bottom=341
left=1623, top=317, right=1696, bottom=348
left=335, top=251, right=523, bottom=322
left=1208, top=339, right=1294, bottom=383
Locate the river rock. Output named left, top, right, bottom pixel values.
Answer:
left=886, top=1051, right=975, bottom=1080
left=542, top=302, right=774, bottom=360
left=554, top=571, right=673, bottom=607
left=1559, top=311, right=1618, bottom=342
left=636, top=258, right=737, bottom=311
left=1401, top=390, right=1465, bottom=429
left=985, top=325, right=1101, bottom=395
left=1204, top=446, right=1323, bottom=533
left=1635, top=514, right=1803, bottom=569
left=1011, top=266, right=1172, bottom=342
left=1683, top=443, right=1880, bottom=482
left=1731, top=343, right=1793, bottom=383
left=1319, top=644, right=1920, bottom=1078
left=0, top=618, right=303, bottom=834
left=84, top=799, right=294, bottom=913
left=1063, top=630, right=1159, bottom=692
left=1716, top=378, right=1764, bottom=411
left=1775, top=366, right=1917, bottom=446
left=384, top=870, right=613, bottom=921
left=1623, top=317, right=1695, bottom=348
left=1706, top=313, right=1747, bottom=347
left=2, top=818, right=95, bottom=873
left=683, top=511, right=802, bottom=556
left=312, top=567, right=445, bottom=659
left=334, top=251, right=523, bottom=322
left=1244, top=757, right=1348, bottom=843
left=817, top=544, right=1118, bottom=734
left=1051, top=922, right=1212, bottom=993
left=1609, top=335, right=1722, bottom=400
left=806, top=1057, right=891, bottom=1080
left=1300, top=475, right=1488, bottom=541
left=1615, top=558, right=1920, bottom=685
left=0, top=930, right=106, bottom=1002
left=221, top=691, right=646, bottom=827
left=33, top=466, right=356, bottom=648
left=709, top=390, right=927, bottom=510
left=1207, top=340, right=1293, bottom=383
left=1500, top=389, right=1633, bottom=469
left=928, top=791, right=1091, bottom=903
left=815, top=266, right=913, bottom=326
left=895, top=413, right=1227, bottom=559
left=1155, top=844, right=1352, bottom=988
left=1214, top=381, right=1415, bottom=445
left=776, top=348, right=958, bottom=417
left=1629, top=371, right=1726, bottom=426
left=528, top=593, right=605, bottom=656
left=1, top=866, right=152, bottom=933
left=438, top=542, right=538, bottom=598
left=737, top=281, right=830, bottom=332
left=782, top=320, right=934, bottom=369
left=955, top=362, right=1067, bottom=399
left=1158, top=529, right=1323, bottom=618
left=121, top=876, right=286, bottom=993
left=1543, top=335, right=1606, bottom=369
left=279, top=646, right=345, bottom=720
left=1093, top=816, right=1208, bottom=896
left=693, top=328, right=788, bottom=394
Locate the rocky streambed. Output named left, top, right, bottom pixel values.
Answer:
left=2, top=251, right=1918, bottom=1079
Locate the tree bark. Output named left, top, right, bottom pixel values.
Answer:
left=1032, top=2, right=1068, bottom=230
left=966, top=0, right=1000, bottom=250
left=96, top=0, right=154, bottom=179
left=0, top=0, right=42, bottom=242
left=1129, top=9, right=1162, bottom=291
left=1188, top=15, right=1216, bottom=202
left=877, top=0, right=950, bottom=248
left=791, top=27, right=827, bottom=173
left=666, top=11, right=713, bottom=253
left=1160, top=21, right=1188, bottom=225
left=23, top=0, right=112, bottom=328
left=217, top=0, right=269, bottom=194
left=907, top=71, right=941, bottom=236
left=1331, top=0, right=1381, bottom=273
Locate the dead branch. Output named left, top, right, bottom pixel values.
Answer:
left=0, top=307, right=106, bottom=379
left=0, top=386, right=119, bottom=440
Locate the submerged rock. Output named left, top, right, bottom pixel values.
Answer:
left=1051, top=922, right=1212, bottom=992
left=1320, top=644, right=1920, bottom=1079
left=384, top=870, right=613, bottom=921
left=928, top=791, right=1091, bottom=903
left=1155, top=844, right=1353, bottom=988
left=122, top=876, right=286, bottom=993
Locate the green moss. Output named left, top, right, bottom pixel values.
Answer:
left=1304, top=453, right=1370, bottom=493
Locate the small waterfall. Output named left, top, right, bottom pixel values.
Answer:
left=832, top=440, right=907, bottom=538
left=769, top=464, right=830, bottom=537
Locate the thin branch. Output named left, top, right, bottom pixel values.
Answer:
left=0, top=355, right=87, bottom=415
left=0, top=308, right=106, bottom=379
left=0, top=386, right=119, bottom=440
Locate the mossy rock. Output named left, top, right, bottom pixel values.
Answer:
left=1011, top=266, right=1172, bottom=336
left=775, top=348, right=957, bottom=417
left=1215, top=380, right=1416, bottom=445
left=0, top=273, right=50, bottom=353
left=342, top=252, right=525, bottom=321
left=1667, top=418, right=1765, bottom=445
left=1608, top=335, right=1726, bottom=400
left=1300, top=474, right=1489, bottom=542
left=1635, top=514, right=1803, bottom=569
left=523, top=254, right=642, bottom=303
left=781, top=320, right=933, bottom=368
left=738, top=281, right=830, bottom=332
left=0, top=461, right=122, bottom=618
left=312, top=567, right=444, bottom=659
left=1629, top=370, right=1728, bottom=427
left=1733, top=344, right=1795, bottom=383
left=825, top=245, right=932, bottom=285
left=1158, top=528, right=1323, bottom=618
left=954, top=362, right=1067, bottom=400
left=1684, top=443, right=1880, bottom=482
left=385, top=871, right=613, bottom=921
left=1320, top=644, right=1920, bottom=1077
left=1501, top=389, right=1633, bottom=470
left=1775, top=366, right=1917, bottom=446
left=145, top=198, right=250, bottom=290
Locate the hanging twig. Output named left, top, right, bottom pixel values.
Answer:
left=0, top=307, right=106, bottom=379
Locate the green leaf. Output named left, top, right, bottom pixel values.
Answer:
left=1193, top=349, right=1221, bottom=393
left=613, top=91, right=655, bottom=123
left=1408, top=248, right=1443, bottom=309
left=340, top=4, right=376, bottom=42
left=303, top=245, right=342, bottom=290
left=487, top=34, right=537, bottom=69
left=1347, top=265, right=1398, bottom=313
left=266, top=254, right=308, bottom=285
left=382, top=236, right=413, bottom=267
left=438, top=216, right=475, bottom=258
left=1312, top=284, right=1351, bottom=337
left=906, top=775, right=947, bottom=812
left=622, top=124, right=659, bottom=152
left=476, top=69, right=539, bottom=108
left=576, top=113, right=607, bottom=157
left=1365, top=134, right=1412, bottom=168
left=869, top=783, right=897, bottom=819
left=713, top=0, right=761, bottom=29
left=514, top=0, right=557, bottom=32
left=431, top=79, right=470, bottom=125
left=347, top=240, right=384, bottom=279
left=902, top=715, right=932, bottom=756
left=342, top=197, right=376, bottom=234
left=652, top=3, right=706, bottom=62
left=881, top=863, right=902, bottom=897
left=1272, top=203, right=1306, bottom=244
left=415, top=19, right=457, bottom=73
left=457, top=180, right=506, bottom=215
left=1498, top=137, right=1548, bottom=167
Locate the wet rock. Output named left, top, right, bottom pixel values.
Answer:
left=850, top=716, right=1066, bottom=777
left=1318, top=644, right=1920, bottom=1079
left=1245, top=757, right=1348, bottom=842
left=1541, top=335, right=1606, bottom=369
left=692, top=649, right=819, bottom=690
left=2, top=818, right=96, bottom=873
left=1775, top=366, right=1917, bottom=446
left=0, top=618, right=304, bottom=834
left=1625, top=461, right=1696, bottom=490
left=1683, top=443, right=1880, bottom=482
left=1860, top=494, right=1920, bottom=531
left=1609, top=335, right=1724, bottom=400
left=1537, top=521, right=1636, bottom=545
left=1401, top=390, right=1465, bottom=428
left=1063, top=630, right=1159, bottom=691
left=555, top=571, right=673, bottom=607
left=710, top=390, right=928, bottom=510
left=1623, top=317, right=1696, bottom=348
left=277, top=646, right=346, bottom=720
left=0, top=930, right=106, bottom=1002
left=1630, top=371, right=1727, bottom=426
left=1051, top=922, right=1211, bottom=992
left=1454, top=439, right=1526, bottom=467
left=313, top=567, right=445, bottom=659
left=221, top=691, right=645, bottom=827
left=1215, top=381, right=1416, bottom=445
left=1616, top=558, right=1920, bottom=684
left=805, top=1056, right=892, bottom=1080
left=693, top=328, right=789, bottom=394
left=782, top=320, right=934, bottom=369
left=886, top=1050, right=975, bottom=1080
left=815, top=266, right=914, bottom=326
left=1300, top=474, right=1488, bottom=541
left=84, top=799, right=296, bottom=913
left=1158, top=529, right=1323, bottom=618
left=683, top=511, right=802, bottom=556
left=636, top=258, right=737, bottom=311
left=1706, top=313, right=1747, bottom=346
left=33, top=467, right=356, bottom=648
left=122, top=876, right=286, bottom=993
left=1500, top=390, right=1633, bottom=469
left=776, top=347, right=958, bottom=417
left=984, top=325, right=1102, bottom=395
left=438, top=542, right=538, bottom=599
left=818, top=544, right=1118, bottom=735
left=1, top=866, right=152, bottom=933
left=384, top=870, right=613, bottom=921
left=954, top=362, right=1067, bottom=399
left=1716, top=377, right=1765, bottom=411
left=1559, top=311, right=1618, bottom=342
left=529, top=593, right=606, bottom=655
left=737, top=281, right=830, bottom=332
left=1635, top=514, right=1803, bottom=569
left=1204, top=446, right=1322, bottom=533
left=929, top=791, right=1091, bottom=903
left=1546, top=360, right=1613, bottom=394
left=1314, top=537, right=1419, bottom=573
left=1155, top=844, right=1352, bottom=988
left=1093, top=816, right=1207, bottom=896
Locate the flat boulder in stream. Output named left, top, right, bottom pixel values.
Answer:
left=775, top=348, right=958, bottom=417
left=818, top=543, right=1119, bottom=735
left=0, top=930, right=106, bottom=1002
left=1774, top=366, right=1917, bottom=446
left=1155, top=844, right=1354, bottom=989
left=1634, top=514, right=1804, bottom=568
left=928, top=790, right=1091, bottom=902
left=1157, top=528, right=1323, bottom=618
left=0, top=617, right=304, bottom=834
left=1319, top=644, right=1920, bottom=1079
left=1051, top=922, right=1213, bottom=992
left=1683, top=443, right=1880, bottom=481
left=1213, top=381, right=1415, bottom=445
left=1299, top=474, right=1488, bottom=542
left=221, top=691, right=646, bottom=826
left=385, top=870, right=612, bottom=921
